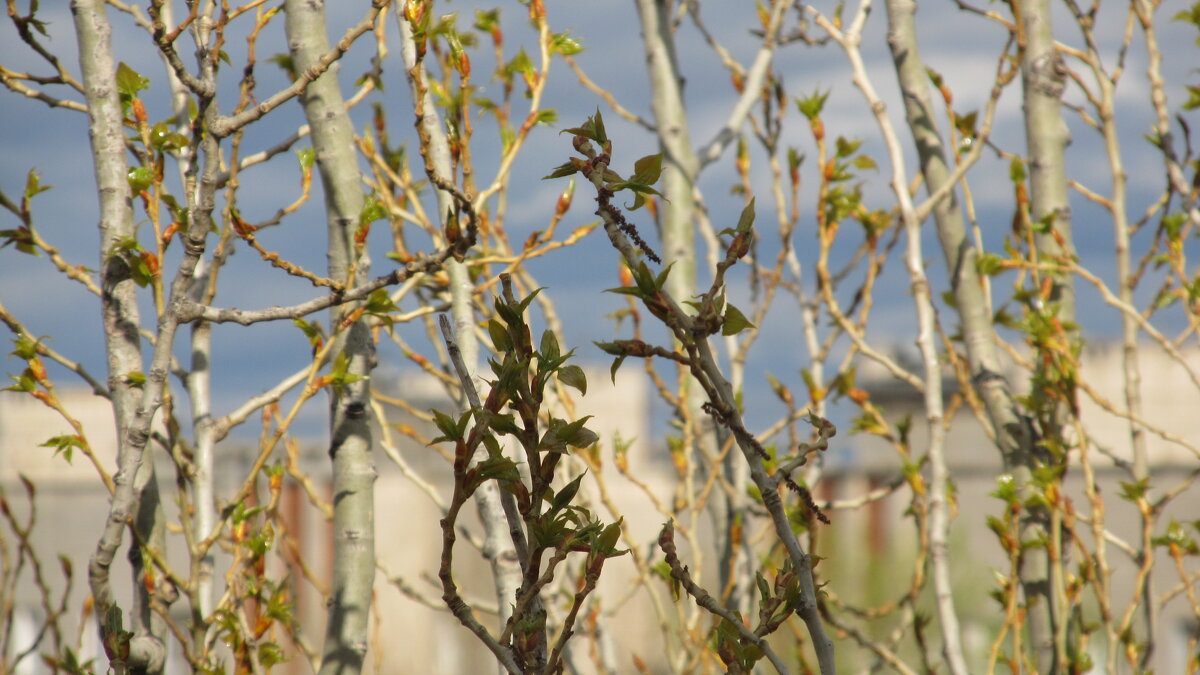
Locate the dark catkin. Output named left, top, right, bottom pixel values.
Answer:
left=597, top=189, right=662, bottom=264
left=702, top=401, right=771, bottom=462
left=782, top=474, right=831, bottom=525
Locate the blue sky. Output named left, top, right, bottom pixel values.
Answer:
left=1, top=0, right=1195, bottom=444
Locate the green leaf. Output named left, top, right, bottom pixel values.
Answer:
left=542, top=416, right=598, bottom=452
left=0, top=227, right=38, bottom=256
left=268, top=53, right=297, bottom=80
left=360, top=196, right=388, bottom=227
left=23, top=169, right=52, bottom=200
left=550, top=472, right=586, bottom=513
left=954, top=110, right=979, bottom=138
left=487, top=319, right=512, bottom=352
left=990, top=473, right=1018, bottom=504
left=477, top=455, right=521, bottom=482
left=430, top=409, right=466, bottom=443
left=257, top=640, right=288, bottom=668
left=610, top=180, right=665, bottom=200
left=330, top=352, right=367, bottom=388
left=363, top=289, right=399, bottom=323
left=115, top=62, right=149, bottom=97
left=550, top=31, right=585, bottom=55
left=39, top=435, right=84, bottom=463
left=540, top=329, right=561, bottom=363
left=926, top=66, right=945, bottom=89
left=975, top=252, right=1003, bottom=276
left=593, top=108, right=608, bottom=145
left=516, top=287, right=544, bottom=315
left=296, top=147, right=315, bottom=170
left=5, top=371, right=36, bottom=393
left=1009, top=157, right=1027, bottom=183
left=543, top=160, right=579, bottom=180
left=787, top=147, right=805, bottom=172
left=505, top=48, right=534, bottom=77
left=594, top=519, right=624, bottom=556
left=149, top=122, right=187, bottom=151
left=603, top=285, right=644, bottom=299
left=1184, top=85, right=1200, bottom=111
left=608, top=354, right=627, bottom=383
left=853, top=155, right=878, bottom=171
left=10, top=333, right=46, bottom=360
left=292, top=318, right=322, bottom=348
left=557, top=365, right=587, bottom=396
left=1119, top=479, right=1149, bottom=502
left=834, top=136, right=863, bottom=158
left=474, top=8, right=500, bottom=32
left=721, top=304, right=755, bottom=336
left=561, top=109, right=608, bottom=146
left=631, top=153, right=664, bottom=186
left=593, top=341, right=626, bottom=356
left=488, top=413, right=521, bottom=436
left=796, top=89, right=829, bottom=120
left=127, top=167, right=154, bottom=193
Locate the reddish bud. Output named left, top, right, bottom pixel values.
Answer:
left=140, top=251, right=160, bottom=277
left=811, top=117, right=825, bottom=142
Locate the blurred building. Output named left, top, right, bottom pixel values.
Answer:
left=0, top=366, right=666, bottom=674
left=2, top=343, right=1198, bottom=673
left=828, top=342, right=1200, bottom=673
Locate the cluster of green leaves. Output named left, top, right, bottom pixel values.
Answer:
left=1177, top=2, right=1200, bottom=111
left=111, top=62, right=197, bottom=289
left=796, top=91, right=889, bottom=241
left=207, top=463, right=293, bottom=674
left=0, top=169, right=52, bottom=255
left=544, top=112, right=666, bottom=211
left=433, top=281, right=624, bottom=671
left=5, top=333, right=48, bottom=394
left=716, top=564, right=806, bottom=672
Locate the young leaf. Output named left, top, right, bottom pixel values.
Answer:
left=557, top=365, right=587, bottom=395
left=550, top=472, right=586, bottom=513
left=540, top=330, right=561, bottom=363
left=39, top=435, right=84, bottom=463
left=127, top=167, right=154, bottom=193
left=430, top=409, right=465, bottom=443
left=735, top=198, right=756, bottom=233
left=23, top=170, right=52, bottom=200
left=795, top=89, right=829, bottom=120
left=330, top=352, right=367, bottom=388
left=488, top=319, right=513, bottom=352
left=543, top=161, right=579, bottom=180
left=115, top=62, right=150, bottom=97
left=477, top=455, right=521, bottom=482
left=721, top=304, right=755, bottom=336
left=550, top=31, right=585, bottom=55
left=631, top=153, right=663, bottom=186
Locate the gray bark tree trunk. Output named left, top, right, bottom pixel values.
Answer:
left=1018, top=0, right=1077, bottom=669
left=285, top=2, right=377, bottom=672
left=73, top=0, right=168, bottom=670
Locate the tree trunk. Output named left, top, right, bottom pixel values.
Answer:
left=284, top=2, right=377, bottom=672
left=73, top=0, right=167, bottom=670
left=1017, top=0, right=1077, bottom=669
